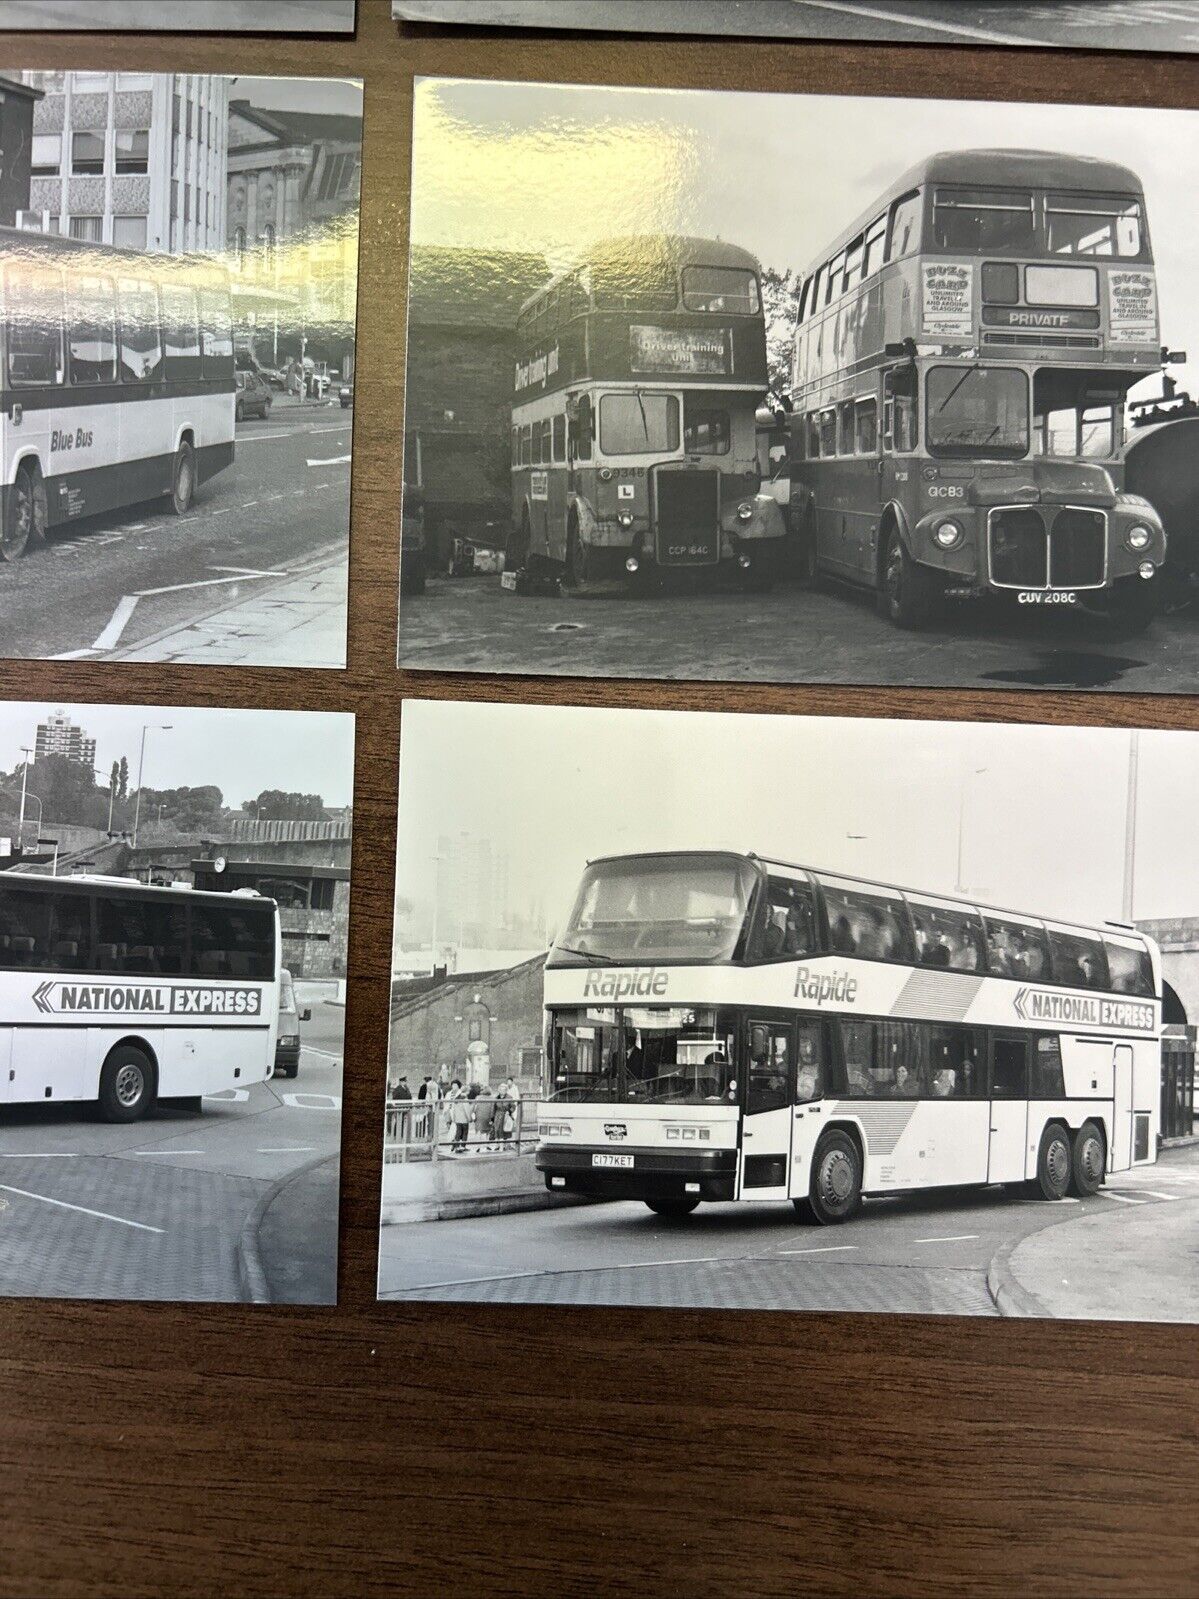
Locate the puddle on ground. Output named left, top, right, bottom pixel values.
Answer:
left=981, top=649, right=1148, bottom=690
left=548, top=621, right=585, bottom=632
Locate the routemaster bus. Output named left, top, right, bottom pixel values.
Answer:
left=506, top=234, right=787, bottom=590
left=536, top=851, right=1161, bottom=1223
left=786, top=149, right=1168, bottom=630
left=0, top=227, right=235, bottom=561
left=0, top=872, right=280, bottom=1122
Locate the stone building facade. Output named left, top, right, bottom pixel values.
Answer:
left=22, top=70, right=227, bottom=254
left=1138, top=918, right=1198, bottom=1027
left=389, top=953, right=547, bottom=1092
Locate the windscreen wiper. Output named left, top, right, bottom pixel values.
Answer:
left=553, top=943, right=618, bottom=964
left=935, top=362, right=983, bottom=415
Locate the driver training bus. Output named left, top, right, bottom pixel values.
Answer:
left=536, top=851, right=1161, bottom=1223
left=0, top=873, right=280, bottom=1122
left=787, top=149, right=1167, bottom=629
left=0, top=226, right=235, bottom=561
left=507, top=234, right=786, bottom=590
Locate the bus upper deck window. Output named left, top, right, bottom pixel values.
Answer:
left=932, top=187, right=1035, bottom=255
left=1103, top=938, right=1154, bottom=998
left=887, top=191, right=922, bottom=262
left=681, top=266, right=759, bottom=315
left=1046, top=195, right=1142, bottom=258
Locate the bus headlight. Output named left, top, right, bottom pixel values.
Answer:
left=617, top=511, right=634, bottom=529
left=736, top=500, right=755, bottom=522
left=932, top=518, right=963, bottom=550
left=1139, top=560, right=1156, bottom=580
left=1126, top=523, right=1152, bottom=552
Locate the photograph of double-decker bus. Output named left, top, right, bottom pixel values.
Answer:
left=398, top=78, right=1199, bottom=694
left=378, top=700, right=1199, bottom=1323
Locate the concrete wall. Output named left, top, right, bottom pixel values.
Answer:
left=389, top=954, right=546, bottom=1091
left=1140, top=919, right=1199, bottom=1026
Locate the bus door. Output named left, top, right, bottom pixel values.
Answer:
left=988, top=1034, right=1030, bottom=1183
left=739, top=1018, right=793, bottom=1201
left=1113, top=1043, right=1134, bottom=1170
left=0, top=1026, right=13, bottom=1104
left=880, top=363, right=918, bottom=537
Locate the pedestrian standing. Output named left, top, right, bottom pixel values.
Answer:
left=449, top=1082, right=472, bottom=1153
left=494, top=1078, right=513, bottom=1143
left=505, top=1075, right=523, bottom=1145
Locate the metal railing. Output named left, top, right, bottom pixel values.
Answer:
left=383, top=1094, right=544, bottom=1164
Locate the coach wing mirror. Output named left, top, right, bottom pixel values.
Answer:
left=884, top=338, right=918, bottom=362
left=1162, top=347, right=1188, bottom=365
left=301, top=1007, right=312, bottom=1022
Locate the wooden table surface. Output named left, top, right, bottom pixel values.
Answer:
left=0, top=2, right=1195, bottom=1593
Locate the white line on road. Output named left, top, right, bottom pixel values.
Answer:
left=135, top=1149, right=204, bottom=1156
left=91, top=593, right=140, bottom=650
left=1100, top=1191, right=1145, bottom=1205
left=300, top=1046, right=343, bottom=1062
left=914, top=1235, right=978, bottom=1244
left=794, top=0, right=1035, bottom=45
left=778, top=1245, right=858, bottom=1256
left=1121, top=1189, right=1178, bottom=1201
left=210, top=565, right=287, bottom=577
left=133, top=570, right=280, bottom=598
left=257, top=1147, right=316, bottom=1154
left=0, top=1182, right=164, bottom=1233
left=0, top=1152, right=78, bottom=1159
left=307, top=455, right=351, bottom=467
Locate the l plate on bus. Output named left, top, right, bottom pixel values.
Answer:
left=592, top=1152, right=634, bottom=1168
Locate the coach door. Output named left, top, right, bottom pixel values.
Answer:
left=1113, top=1044, right=1134, bottom=1171
left=988, top=1034, right=1031, bottom=1183
left=739, top=1019, right=793, bottom=1201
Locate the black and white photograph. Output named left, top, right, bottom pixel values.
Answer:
left=379, top=698, right=1198, bottom=1323
left=0, top=2, right=357, bottom=32
left=0, top=699, right=353, bottom=1304
left=0, top=69, right=360, bottom=665
left=400, top=78, right=1199, bottom=694
left=395, top=0, right=1199, bottom=56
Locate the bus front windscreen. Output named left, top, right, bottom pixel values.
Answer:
left=550, top=854, right=757, bottom=965
left=926, top=364, right=1029, bottom=458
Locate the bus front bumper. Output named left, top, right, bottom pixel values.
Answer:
left=536, top=1143, right=737, bottom=1201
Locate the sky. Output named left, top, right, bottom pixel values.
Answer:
left=413, top=76, right=1199, bottom=396
left=394, top=699, right=1199, bottom=949
left=0, top=703, right=355, bottom=810
left=229, top=75, right=362, bottom=120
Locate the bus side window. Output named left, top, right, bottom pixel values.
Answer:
left=198, top=285, right=233, bottom=381
left=794, top=1020, right=826, bottom=1103
left=884, top=366, right=917, bottom=452
left=855, top=397, right=878, bottom=454
left=747, top=1023, right=789, bottom=1114
left=6, top=266, right=65, bottom=387
left=68, top=273, right=118, bottom=385
left=887, top=189, right=923, bottom=262
left=117, top=277, right=163, bottom=384
left=1031, top=1035, right=1065, bottom=1098
left=552, top=412, right=566, bottom=463
left=575, top=394, right=592, bottom=462
left=991, top=1038, right=1028, bottom=1099
left=161, top=283, right=200, bottom=382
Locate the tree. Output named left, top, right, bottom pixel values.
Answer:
left=134, top=785, right=224, bottom=833
left=243, top=790, right=328, bottom=823
left=26, top=755, right=111, bottom=830
left=760, top=264, right=798, bottom=405
left=118, top=756, right=129, bottom=802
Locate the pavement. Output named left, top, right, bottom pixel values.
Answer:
left=377, top=1142, right=1199, bottom=1322
left=0, top=999, right=344, bottom=1304
left=398, top=570, right=1199, bottom=695
left=0, top=396, right=350, bottom=667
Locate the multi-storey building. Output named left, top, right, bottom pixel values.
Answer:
left=20, top=70, right=228, bottom=254
left=34, top=711, right=96, bottom=770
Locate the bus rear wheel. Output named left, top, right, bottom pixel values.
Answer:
left=801, top=1130, right=862, bottom=1225
left=4, top=464, right=44, bottom=561
left=98, top=1045, right=156, bottom=1124
left=1070, top=1120, right=1105, bottom=1196
left=645, top=1196, right=699, bottom=1219
left=170, top=439, right=196, bottom=515
left=1035, top=1123, right=1072, bottom=1201
left=879, top=527, right=938, bottom=629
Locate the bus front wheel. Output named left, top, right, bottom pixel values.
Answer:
left=170, top=440, right=196, bottom=515
left=801, top=1130, right=862, bottom=1225
left=1035, top=1123, right=1072, bottom=1201
left=879, top=528, right=938, bottom=629
left=645, top=1196, right=699, bottom=1219
left=1070, top=1120, right=1105, bottom=1197
left=3, top=464, right=44, bottom=561
left=98, top=1045, right=156, bottom=1124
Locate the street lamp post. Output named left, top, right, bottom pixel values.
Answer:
left=954, top=765, right=989, bottom=895
left=429, top=852, right=444, bottom=975
left=17, top=745, right=32, bottom=847
left=131, top=723, right=173, bottom=849
left=1122, top=730, right=1140, bottom=922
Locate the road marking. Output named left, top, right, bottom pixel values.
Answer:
left=914, top=1234, right=978, bottom=1244
left=133, top=570, right=281, bottom=598
left=52, top=647, right=103, bottom=660
left=1100, top=1191, right=1145, bottom=1204
left=778, top=1245, right=858, bottom=1256
left=257, top=1146, right=315, bottom=1154
left=205, top=1089, right=250, bottom=1103
left=793, top=0, right=1037, bottom=45
left=0, top=1152, right=78, bottom=1159
left=209, top=565, right=287, bottom=577
left=136, top=1148, right=204, bottom=1156
left=307, top=455, right=351, bottom=467
left=300, top=1046, right=343, bottom=1063
left=91, top=593, right=140, bottom=650
left=1122, top=1189, right=1178, bottom=1201
left=0, top=1182, right=164, bottom=1233
left=280, top=1092, right=341, bottom=1110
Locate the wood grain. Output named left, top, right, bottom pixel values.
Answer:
left=0, top=3, right=1195, bottom=1594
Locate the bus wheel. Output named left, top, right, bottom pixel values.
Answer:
left=98, top=1045, right=155, bottom=1124
left=1105, top=576, right=1158, bottom=636
left=3, top=464, right=42, bottom=561
left=804, top=1130, right=862, bottom=1225
left=1070, top=1121, right=1105, bottom=1197
left=170, top=440, right=196, bottom=515
left=794, top=512, right=819, bottom=587
left=1035, top=1123, right=1072, bottom=1201
left=879, top=528, right=937, bottom=629
left=645, top=1196, right=699, bottom=1219
left=505, top=511, right=531, bottom=574
left=564, top=522, right=588, bottom=588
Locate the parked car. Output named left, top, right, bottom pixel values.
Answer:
left=258, top=364, right=287, bottom=391
left=339, top=379, right=353, bottom=409
left=273, top=968, right=311, bottom=1080
left=401, top=486, right=427, bottom=596
left=235, top=368, right=272, bottom=421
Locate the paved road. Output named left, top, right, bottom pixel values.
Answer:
left=0, top=996, right=343, bottom=1303
left=0, top=399, right=350, bottom=665
left=398, top=570, right=1199, bottom=694
left=378, top=1145, right=1199, bottom=1319
left=2, top=1, right=356, bottom=31
left=735, top=2, right=1199, bottom=51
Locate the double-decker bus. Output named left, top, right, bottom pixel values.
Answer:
left=786, top=150, right=1167, bottom=629
left=506, top=234, right=787, bottom=589
left=0, top=227, right=235, bottom=561
left=0, top=873, right=279, bottom=1122
left=536, top=851, right=1161, bottom=1223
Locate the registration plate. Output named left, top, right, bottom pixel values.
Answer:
left=1017, top=590, right=1077, bottom=605
left=592, top=1153, right=633, bottom=1168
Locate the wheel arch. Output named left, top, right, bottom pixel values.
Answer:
left=819, top=1116, right=866, bottom=1174
left=102, top=1033, right=160, bottom=1085
left=875, top=500, right=911, bottom=587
